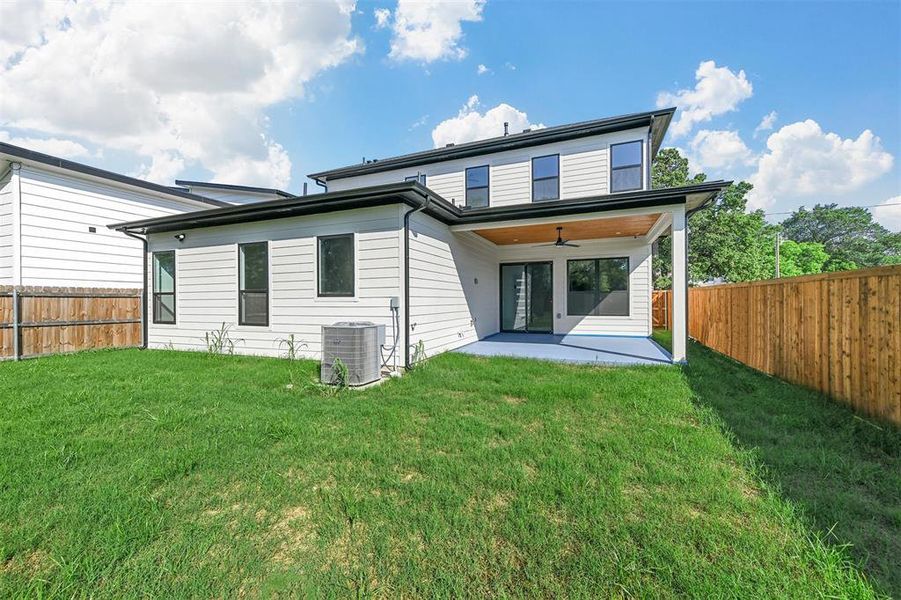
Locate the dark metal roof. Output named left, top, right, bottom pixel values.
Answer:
left=0, top=142, right=230, bottom=208
left=308, top=107, right=676, bottom=182
left=110, top=179, right=730, bottom=235
left=174, top=179, right=293, bottom=198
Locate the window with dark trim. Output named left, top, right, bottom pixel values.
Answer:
left=532, top=154, right=559, bottom=201
left=404, top=173, right=427, bottom=186
left=610, top=141, right=643, bottom=192
left=318, top=234, right=355, bottom=297
left=465, top=165, right=489, bottom=208
left=152, top=251, right=175, bottom=324
left=238, top=242, right=268, bottom=326
left=567, top=257, right=629, bottom=316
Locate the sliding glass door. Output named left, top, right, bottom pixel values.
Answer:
left=500, top=262, right=553, bottom=333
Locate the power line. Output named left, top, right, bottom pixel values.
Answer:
left=763, top=202, right=901, bottom=216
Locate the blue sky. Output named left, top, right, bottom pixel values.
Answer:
left=1, top=1, right=898, bottom=227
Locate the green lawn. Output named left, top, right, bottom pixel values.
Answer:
left=0, top=344, right=894, bottom=597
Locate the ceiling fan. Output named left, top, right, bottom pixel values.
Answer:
left=539, top=226, right=580, bottom=248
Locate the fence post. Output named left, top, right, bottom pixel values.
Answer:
left=12, top=288, right=20, bottom=361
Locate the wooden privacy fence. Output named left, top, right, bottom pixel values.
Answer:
left=654, top=265, right=901, bottom=425
left=652, top=290, right=673, bottom=329
left=0, top=286, right=142, bottom=360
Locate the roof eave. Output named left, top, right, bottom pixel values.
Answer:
left=109, top=180, right=730, bottom=235
left=309, top=107, right=678, bottom=181
left=0, top=142, right=230, bottom=208
left=174, top=179, right=294, bottom=198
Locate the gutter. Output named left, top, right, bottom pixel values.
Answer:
left=122, top=230, right=149, bottom=349
left=402, top=193, right=431, bottom=369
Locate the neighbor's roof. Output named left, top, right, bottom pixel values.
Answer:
left=0, top=142, right=229, bottom=208
left=174, top=179, right=293, bottom=198
left=308, top=107, right=676, bottom=182
left=110, top=179, right=730, bottom=235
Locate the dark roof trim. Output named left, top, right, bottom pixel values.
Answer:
left=174, top=179, right=293, bottom=198
left=0, top=142, right=229, bottom=208
left=309, top=108, right=676, bottom=182
left=110, top=180, right=730, bottom=235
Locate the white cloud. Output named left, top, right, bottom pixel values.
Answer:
left=686, top=129, right=755, bottom=170
left=387, top=0, right=485, bottom=63
left=374, top=7, right=391, bottom=28
left=409, top=114, right=429, bottom=131
left=431, top=95, right=544, bottom=148
left=0, top=131, right=91, bottom=159
left=657, top=60, right=753, bottom=138
left=135, top=152, right=186, bottom=185
left=748, top=120, right=894, bottom=209
left=504, top=62, right=516, bottom=71
left=754, top=110, right=778, bottom=137
left=476, top=63, right=489, bottom=75
left=0, top=1, right=361, bottom=187
left=872, top=196, right=901, bottom=232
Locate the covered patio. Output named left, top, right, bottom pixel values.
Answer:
left=455, top=332, right=672, bottom=366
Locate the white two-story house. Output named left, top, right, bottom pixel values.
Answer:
left=113, top=107, right=729, bottom=365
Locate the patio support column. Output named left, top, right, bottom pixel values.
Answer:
left=671, top=206, right=687, bottom=362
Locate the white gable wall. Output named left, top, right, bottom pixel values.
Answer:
left=16, top=165, right=213, bottom=287
left=325, top=126, right=650, bottom=207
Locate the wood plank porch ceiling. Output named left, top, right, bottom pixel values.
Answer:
left=472, top=213, right=661, bottom=245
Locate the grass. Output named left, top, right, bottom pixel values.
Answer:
left=654, top=329, right=900, bottom=598
left=0, top=346, right=892, bottom=597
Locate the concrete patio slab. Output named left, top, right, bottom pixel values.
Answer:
left=455, top=332, right=672, bottom=366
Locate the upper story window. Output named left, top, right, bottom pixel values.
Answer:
left=405, top=174, right=427, bottom=185
left=465, top=165, right=489, bottom=208
left=238, top=242, right=269, bottom=326
left=610, top=141, right=643, bottom=192
left=152, top=251, right=175, bottom=324
left=532, top=154, right=560, bottom=202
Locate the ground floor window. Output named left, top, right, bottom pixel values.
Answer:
left=238, top=242, right=269, bottom=326
left=152, top=251, right=176, bottom=324
left=318, top=234, right=355, bottom=297
left=567, top=257, right=629, bottom=316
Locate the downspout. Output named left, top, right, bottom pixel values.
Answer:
left=313, top=176, right=328, bottom=194
left=122, top=229, right=149, bottom=350
left=402, top=193, right=430, bottom=369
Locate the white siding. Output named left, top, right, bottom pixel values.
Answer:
left=16, top=166, right=211, bottom=287
left=146, top=205, right=403, bottom=359
left=326, top=127, right=649, bottom=207
left=408, top=212, right=499, bottom=357
left=0, top=167, right=13, bottom=283
left=497, top=238, right=653, bottom=336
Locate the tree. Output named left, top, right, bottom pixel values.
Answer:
left=651, top=148, right=706, bottom=190
left=651, top=149, right=776, bottom=286
left=781, top=204, right=901, bottom=271
left=775, top=240, right=829, bottom=277
left=650, top=149, right=704, bottom=286
left=687, top=182, right=778, bottom=283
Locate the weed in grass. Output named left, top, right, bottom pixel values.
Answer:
left=203, top=322, right=244, bottom=354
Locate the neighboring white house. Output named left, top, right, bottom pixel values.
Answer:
left=0, top=144, right=301, bottom=288
left=113, top=108, right=729, bottom=364
left=0, top=143, right=234, bottom=288
left=173, top=180, right=294, bottom=205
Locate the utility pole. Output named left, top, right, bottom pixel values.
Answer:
left=775, top=232, right=781, bottom=278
